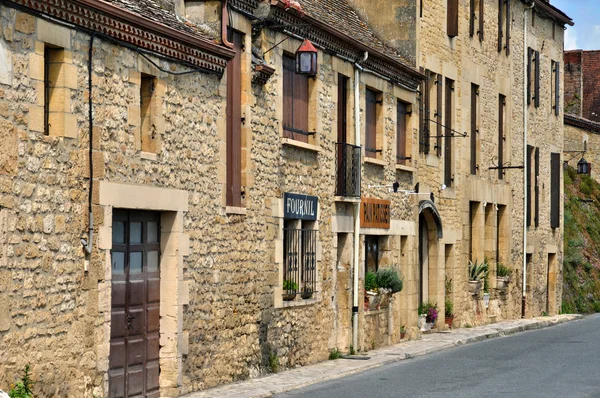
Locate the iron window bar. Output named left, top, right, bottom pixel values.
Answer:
left=365, top=147, right=383, bottom=153
left=283, top=228, right=317, bottom=300
left=284, top=126, right=317, bottom=136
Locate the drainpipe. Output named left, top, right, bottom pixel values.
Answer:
left=222, top=0, right=234, bottom=49
left=352, top=51, right=368, bottom=352
left=522, top=2, right=534, bottom=318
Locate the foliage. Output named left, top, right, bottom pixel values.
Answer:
left=445, top=299, right=453, bottom=317
left=8, top=365, right=34, bottom=398
left=348, top=345, right=355, bottom=355
left=496, top=263, right=513, bottom=278
left=375, top=268, right=403, bottom=293
left=268, top=349, right=279, bottom=373
left=468, top=259, right=489, bottom=281
left=364, top=271, right=378, bottom=292
left=445, top=275, right=452, bottom=294
left=329, top=348, right=342, bottom=360
left=400, top=325, right=406, bottom=334
left=283, top=279, right=298, bottom=292
left=418, top=301, right=438, bottom=323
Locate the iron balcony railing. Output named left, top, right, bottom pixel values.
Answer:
left=335, top=142, right=361, bottom=198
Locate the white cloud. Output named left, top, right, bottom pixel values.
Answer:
left=565, top=26, right=578, bottom=50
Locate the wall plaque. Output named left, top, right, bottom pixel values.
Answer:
left=284, top=193, right=318, bottom=221
left=360, top=198, right=391, bottom=229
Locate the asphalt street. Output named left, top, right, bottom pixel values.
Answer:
left=276, top=315, right=600, bottom=398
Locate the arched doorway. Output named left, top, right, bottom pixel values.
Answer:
left=418, top=201, right=443, bottom=306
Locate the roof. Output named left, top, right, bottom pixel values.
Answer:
left=565, top=114, right=600, bottom=134
left=528, top=0, right=574, bottom=26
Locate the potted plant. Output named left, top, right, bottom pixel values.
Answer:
left=364, top=271, right=380, bottom=310
left=283, top=279, right=298, bottom=301
left=496, top=263, right=513, bottom=291
left=376, top=268, right=403, bottom=309
left=444, top=299, right=454, bottom=328
left=418, top=301, right=438, bottom=330
left=400, top=325, right=406, bottom=339
left=301, top=285, right=313, bottom=299
left=468, top=259, right=488, bottom=296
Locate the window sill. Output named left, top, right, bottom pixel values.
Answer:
left=279, top=297, right=319, bottom=308
left=140, top=152, right=158, bottom=161
left=282, top=138, right=320, bottom=153
left=395, top=164, right=415, bottom=173
left=226, top=206, right=247, bottom=215
left=364, top=157, right=386, bottom=167
left=334, top=196, right=361, bottom=203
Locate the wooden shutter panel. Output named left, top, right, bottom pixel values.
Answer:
left=447, top=0, right=459, bottom=37
left=498, top=95, right=504, bottom=180
left=294, top=70, right=309, bottom=143
left=479, top=0, right=484, bottom=41
left=283, top=55, right=295, bottom=139
left=534, top=50, right=540, bottom=108
left=444, top=79, right=453, bottom=187
left=365, top=89, right=377, bottom=158
left=527, top=48, right=533, bottom=105
left=337, top=74, right=348, bottom=144
left=397, top=102, right=407, bottom=165
left=550, top=153, right=560, bottom=228
left=471, top=84, right=477, bottom=175
left=498, top=0, right=503, bottom=52
left=505, top=0, right=511, bottom=55
left=555, top=61, right=560, bottom=116
left=424, top=70, right=431, bottom=154
left=419, top=67, right=426, bottom=153
left=436, top=74, right=443, bottom=157
left=469, top=0, right=475, bottom=36
left=535, top=147, right=540, bottom=227
left=527, top=145, right=533, bottom=227
left=226, top=31, right=243, bottom=207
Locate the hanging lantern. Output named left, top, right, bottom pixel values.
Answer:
left=577, top=157, right=590, bottom=174
left=295, top=39, right=318, bottom=76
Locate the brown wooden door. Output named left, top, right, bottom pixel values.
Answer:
left=109, top=210, right=161, bottom=398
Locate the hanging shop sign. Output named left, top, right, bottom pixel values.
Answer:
left=361, top=198, right=391, bottom=229
left=284, top=193, right=318, bottom=221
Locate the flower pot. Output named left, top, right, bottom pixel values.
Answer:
left=419, top=314, right=429, bottom=331
left=283, top=292, right=296, bottom=301
left=469, top=280, right=482, bottom=296
left=483, top=292, right=491, bottom=308
left=301, top=288, right=313, bottom=299
left=365, top=291, right=381, bottom=311
left=445, top=316, right=454, bottom=328
left=379, top=289, right=391, bottom=309
left=400, top=332, right=406, bottom=339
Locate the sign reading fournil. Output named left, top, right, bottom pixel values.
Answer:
left=284, top=193, right=318, bottom=221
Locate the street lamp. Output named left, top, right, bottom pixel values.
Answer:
left=577, top=157, right=590, bottom=175
left=295, top=39, right=318, bottom=76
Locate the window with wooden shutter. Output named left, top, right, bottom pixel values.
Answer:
left=552, top=60, right=560, bottom=116
left=534, top=147, right=539, bottom=227
left=444, top=78, right=453, bottom=187
left=505, top=0, right=511, bottom=55
left=419, top=68, right=426, bottom=154
left=397, top=101, right=408, bottom=165
left=550, top=153, right=560, bottom=228
left=527, top=145, right=533, bottom=227
left=436, top=74, right=443, bottom=157
left=226, top=30, right=243, bottom=207
left=534, top=50, right=540, bottom=108
left=479, top=0, right=484, bottom=41
left=420, top=69, right=431, bottom=154
left=498, top=94, right=505, bottom=180
left=365, top=88, right=379, bottom=159
left=527, top=48, right=533, bottom=105
left=471, top=84, right=479, bottom=175
left=447, top=0, right=459, bottom=37
left=283, top=54, right=309, bottom=143
left=498, top=0, right=503, bottom=52
left=469, top=0, right=475, bottom=37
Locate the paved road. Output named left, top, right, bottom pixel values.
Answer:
left=277, top=315, right=600, bottom=398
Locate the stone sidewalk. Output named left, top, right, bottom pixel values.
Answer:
left=182, top=314, right=582, bottom=398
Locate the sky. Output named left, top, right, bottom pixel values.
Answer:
left=552, top=0, right=600, bottom=50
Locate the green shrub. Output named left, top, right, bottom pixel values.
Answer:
left=496, top=263, right=513, bottom=277
left=445, top=299, right=453, bottom=317
left=468, top=259, right=489, bottom=281
left=283, top=279, right=298, bottom=291
left=8, top=365, right=34, bottom=398
left=376, top=268, right=403, bottom=293
left=329, top=348, right=342, bottom=360
left=364, top=271, right=378, bottom=291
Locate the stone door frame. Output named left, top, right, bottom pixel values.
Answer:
left=97, top=181, right=190, bottom=398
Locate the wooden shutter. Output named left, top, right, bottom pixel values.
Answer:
left=471, top=84, right=478, bottom=175
left=294, top=67, right=309, bottom=142
left=419, top=67, right=426, bottom=153
left=498, top=95, right=505, bottom=180
left=469, top=0, right=475, bottom=36
left=444, top=78, right=453, bottom=187
left=424, top=70, right=431, bottom=154
left=550, top=153, right=560, bottom=228
left=555, top=61, right=560, bottom=116
left=337, top=74, right=348, bottom=144
left=505, top=0, right=511, bottom=55
left=527, top=48, right=533, bottom=105
left=498, top=0, right=503, bottom=52
left=479, top=0, right=484, bottom=41
left=436, top=74, right=443, bottom=157
left=226, top=31, right=243, bottom=207
left=527, top=145, right=533, bottom=227
left=447, top=0, right=459, bottom=37
left=534, top=147, right=540, bottom=227
left=534, top=50, right=540, bottom=108
left=365, top=88, right=377, bottom=158
left=397, top=102, right=407, bottom=165
left=283, top=55, right=295, bottom=139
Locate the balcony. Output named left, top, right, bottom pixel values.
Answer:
left=336, top=142, right=361, bottom=198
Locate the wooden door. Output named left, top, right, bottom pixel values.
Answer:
left=109, top=210, right=161, bottom=398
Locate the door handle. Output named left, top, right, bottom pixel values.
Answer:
left=127, top=314, right=135, bottom=329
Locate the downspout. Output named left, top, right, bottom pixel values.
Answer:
left=522, top=2, right=534, bottom=318
left=222, top=0, right=234, bottom=49
left=352, top=51, right=368, bottom=352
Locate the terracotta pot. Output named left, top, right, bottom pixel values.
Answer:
left=400, top=332, right=406, bottom=339
left=445, top=316, right=454, bottom=328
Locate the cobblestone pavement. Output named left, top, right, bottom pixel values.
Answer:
left=182, top=315, right=582, bottom=398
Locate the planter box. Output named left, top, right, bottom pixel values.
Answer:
left=469, top=280, right=482, bottom=296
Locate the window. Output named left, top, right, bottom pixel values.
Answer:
left=470, top=84, right=479, bottom=175
left=498, top=0, right=511, bottom=54
left=436, top=74, right=443, bottom=157
left=535, top=147, right=539, bottom=227
left=528, top=48, right=540, bottom=107
left=365, top=235, right=380, bottom=274
left=44, top=45, right=65, bottom=136
left=470, top=0, right=484, bottom=41
left=396, top=101, right=410, bottom=165
left=227, top=30, right=243, bottom=207
left=498, top=94, right=506, bottom=180
left=552, top=60, right=560, bottom=116
left=283, top=54, right=310, bottom=142
left=141, top=74, right=159, bottom=153
left=526, top=145, right=533, bottom=227
left=447, top=0, right=459, bottom=37
left=365, top=88, right=382, bottom=159
left=550, top=153, right=560, bottom=228
left=444, top=78, right=454, bottom=187
left=283, top=220, right=317, bottom=300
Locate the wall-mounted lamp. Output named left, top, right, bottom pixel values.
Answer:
left=578, top=157, right=591, bottom=175
left=296, top=39, right=318, bottom=76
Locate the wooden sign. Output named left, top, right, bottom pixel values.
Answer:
left=360, top=198, right=391, bottom=229
left=284, top=193, right=318, bottom=221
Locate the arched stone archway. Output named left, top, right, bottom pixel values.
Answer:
left=418, top=201, right=444, bottom=310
